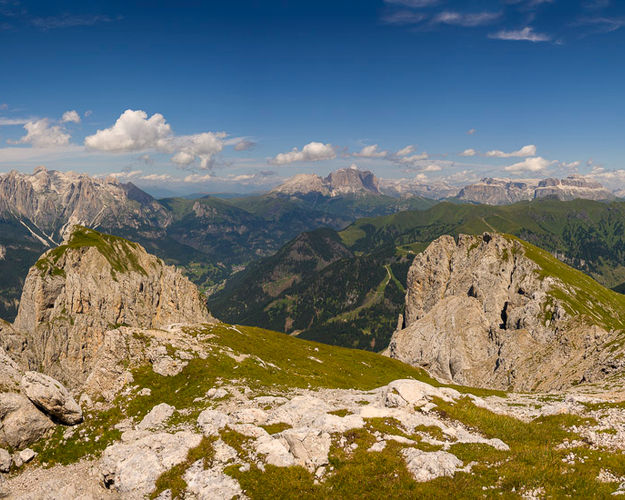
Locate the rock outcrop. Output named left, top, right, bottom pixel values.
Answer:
left=388, top=233, right=625, bottom=391
left=11, top=226, right=215, bottom=387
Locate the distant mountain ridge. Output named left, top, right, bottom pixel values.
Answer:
left=456, top=175, right=615, bottom=205
left=271, top=168, right=616, bottom=205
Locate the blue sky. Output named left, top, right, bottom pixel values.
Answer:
left=0, top=0, right=624, bottom=194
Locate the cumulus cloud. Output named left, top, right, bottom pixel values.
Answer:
left=353, top=144, right=389, bottom=158
left=9, top=118, right=70, bottom=147
left=61, top=110, right=81, bottom=123
left=486, top=144, right=537, bottom=158
left=504, top=156, right=553, bottom=173
left=269, top=141, right=336, bottom=165
left=489, top=26, right=551, bottom=42
left=84, top=109, right=226, bottom=169
left=460, top=148, right=477, bottom=157
left=85, top=110, right=172, bottom=152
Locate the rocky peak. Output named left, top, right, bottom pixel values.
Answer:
left=389, top=232, right=625, bottom=391
left=0, top=168, right=170, bottom=243
left=11, top=226, right=215, bottom=386
left=271, top=167, right=380, bottom=197
left=325, top=166, right=380, bottom=196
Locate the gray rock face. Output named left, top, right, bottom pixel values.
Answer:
left=11, top=226, right=215, bottom=387
left=21, top=371, right=83, bottom=425
left=388, top=233, right=623, bottom=391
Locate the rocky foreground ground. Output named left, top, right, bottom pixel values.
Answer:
left=2, top=322, right=625, bottom=499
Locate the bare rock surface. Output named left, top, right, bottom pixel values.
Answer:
left=21, top=371, right=82, bottom=425
left=389, top=233, right=625, bottom=391
left=99, top=431, right=202, bottom=496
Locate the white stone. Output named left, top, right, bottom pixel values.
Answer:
left=402, top=448, right=464, bottom=482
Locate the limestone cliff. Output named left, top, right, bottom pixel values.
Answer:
left=388, top=233, right=625, bottom=391
left=11, top=226, right=215, bottom=386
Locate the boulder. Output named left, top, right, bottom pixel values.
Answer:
left=0, top=392, right=54, bottom=449
left=136, top=403, right=174, bottom=431
left=402, top=449, right=465, bottom=482
left=21, top=371, right=83, bottom=425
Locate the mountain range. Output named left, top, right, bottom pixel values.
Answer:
left=0, top=166, right=621, bottom=330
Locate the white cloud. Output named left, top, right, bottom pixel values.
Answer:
left=85, top=109, right=226, bottom=169
left=460, top=148, right=477, bottom=157
left=561, top=161, right=580, bottom=169
left=234, top=139, right=256, bottom=151
left=85, top=109, right=172, bottom=152
left=61, top=110, right=81, bottom=123
left=433, top=11, right=500, bottom=27
left=396, top=145, right=415, bottom=157
left=467, top=128, right=476, bottom=135
left=397, top=152, right=430, bottom=166
left=0, top=117, right=31, bottom=126
left=423, top=164, right=442, bottom=172
left=9, top=118, right=71, bottom=147
left=84, top=110, right=93, bottom=117
left=504, top=156, right=553, bottom=173
left=489, top=26, right=551, bottom=42
left=270, top=141, right=336, bottom=165
left=485, top=144, right=537, bottom=158
left=170, top=132, right=226, bottom=169
left=353, top=144, right=389, bottom=158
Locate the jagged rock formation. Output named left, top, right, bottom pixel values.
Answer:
left=10, top=226, right=215, bottom=387
left=271, top=166, right=381, bottom=197
left=388, top=233, right=625, bottom=391
left=456, top=176, right=614, bottom=205
left=0, top=167, right=170, bottom=244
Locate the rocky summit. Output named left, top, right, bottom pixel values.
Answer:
left=7, top=226, right=214, bottom=388
left=388, top=232, right=625, bottom=391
